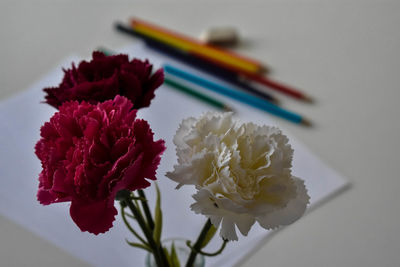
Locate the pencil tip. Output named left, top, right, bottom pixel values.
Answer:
left=223, top=105, right=235, bottom=113
left=258, top=65, right=270, bottom=74
left=268, top=97, right=280, bottom=105
left=302, top=95, right=314, bottom=103
left=300, top=118, right=313, bottom=127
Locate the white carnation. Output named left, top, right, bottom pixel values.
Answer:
left=166, top=112, right=309, bottom=241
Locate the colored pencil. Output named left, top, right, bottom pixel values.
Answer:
left=193, top=52, right=312, bottom=102
left=115, top=23, right=276, bottom=103
left=116, top=22, right=310, bottom=102
left=148, top=40, right=278, bottom=103
left=130, top=18, right=266, bottom=74
left=238, top=72, right=313, bottom=102
left=164, top=64, right=310, bottom=125
left=164, top=77, right=232, bottom=111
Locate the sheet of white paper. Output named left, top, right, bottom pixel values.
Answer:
left=0, top=45, right=348, bottom=267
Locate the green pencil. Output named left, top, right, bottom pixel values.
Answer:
left=164, top=77, right=232, bottom=111
left=98, top=46, right=232, bottom=112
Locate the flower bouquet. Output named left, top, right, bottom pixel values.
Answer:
left=35, top=52, right=309, bottom=267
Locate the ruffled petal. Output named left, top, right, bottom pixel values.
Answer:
left=139, top=68, right=164, bottom=108
left=220, top=217, right=238, bottom=241
left=37, top=187, right=56, bottom=205
left=233, top=215, right=255, bottom=237
left=70, top=197, right=117, bottom=235
left=166, top=152, right=215, bottom=188
left=257, top=177, right=309, bottom=229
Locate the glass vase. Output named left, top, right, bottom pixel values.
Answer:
left=145, top=238, right=205, bottom=267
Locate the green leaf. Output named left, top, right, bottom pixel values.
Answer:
left=170, top=242, right=180, bottom=267
left=153, top=182, right=162, bottom=245
left=125, top=239, right=152, bottom=252
left=120, top=206, right=148, bottom=245
left=163, top=247, right=173, bottom=267
left=201, top=224, right=217, bottom=248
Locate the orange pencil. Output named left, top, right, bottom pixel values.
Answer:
left=130, top=18, right=267, bottom=74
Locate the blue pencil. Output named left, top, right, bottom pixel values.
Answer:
left=164, top=64, right=310, bottom=125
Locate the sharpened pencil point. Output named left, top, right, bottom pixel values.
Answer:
left=223, top=105, right=235, bottom=113
left=300, top=118, right=313, bottom=127
left=302, top=94, right=314, bottom=103
left=268, top=96, right=280, bottom=105
left=258, top=65, right=270, bottom=74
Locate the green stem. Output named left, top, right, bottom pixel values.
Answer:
left=125, top=196, right=169, bottom=267
left=123, top=195, right=169, bottom=267
left=185, top=219, right=213, bottom=267
left=187, top=239, right=228, bottom=257
left=138, top=189, right=155, bottom=230
left=120, top=204, right=148, bottom=246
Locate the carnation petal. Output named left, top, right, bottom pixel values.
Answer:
left=119, top=72, right=143, bottom=107
left=257, top=177, right=309, bottom=229
left=220, top=217, right=238, bottom=241
left=113, top=153, right=149, bottom=192
left=191, top=189, right=218, bottom=214
left=173, top=116, right=197, bottom=149
left=71, top=74, right=120, bottom=103
left=209, top=215, right=222, bottom=229
left=70, top=198, right=117, bottom=235
left=234, top=215, right=255, bottom=237
left=131, top=119, right=166, bottom=180
left=147, top=68, right=164, bottom=91
left=37, top=188, right=56, bottom=205
left=40, top=121, right=59, bottom=139
left=166, top=152, right=215, bottom=188
left=141, top=139, right=165, bottom=180
left=52, top=168, right=73, bottom=195
left=112, top=95, right=134, bottom=119
left=139, top=68, right=164, bottom=108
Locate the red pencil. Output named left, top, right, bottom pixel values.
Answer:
left=240, top=72, right=313, bottom=102
left=193, top=52, right=311, bottom=102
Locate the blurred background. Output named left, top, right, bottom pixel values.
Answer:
left=1, top=0, right=400, bottom=266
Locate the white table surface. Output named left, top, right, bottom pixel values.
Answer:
left=1, top=1, right=400, bottom=266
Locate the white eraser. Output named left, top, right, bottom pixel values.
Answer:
left=200, top=27, right=239, bottom=46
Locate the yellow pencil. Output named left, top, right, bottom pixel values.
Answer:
left=130, top=18, right=266, bottom=74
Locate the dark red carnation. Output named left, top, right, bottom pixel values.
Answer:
left=35, top=96, right=165, bottom=234
left=43, top=51, right=164, bottom=110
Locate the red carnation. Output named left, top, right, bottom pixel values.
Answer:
left=43, top=51, right=164, bottom=109
left=35, top=96, right=165, bottom=234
